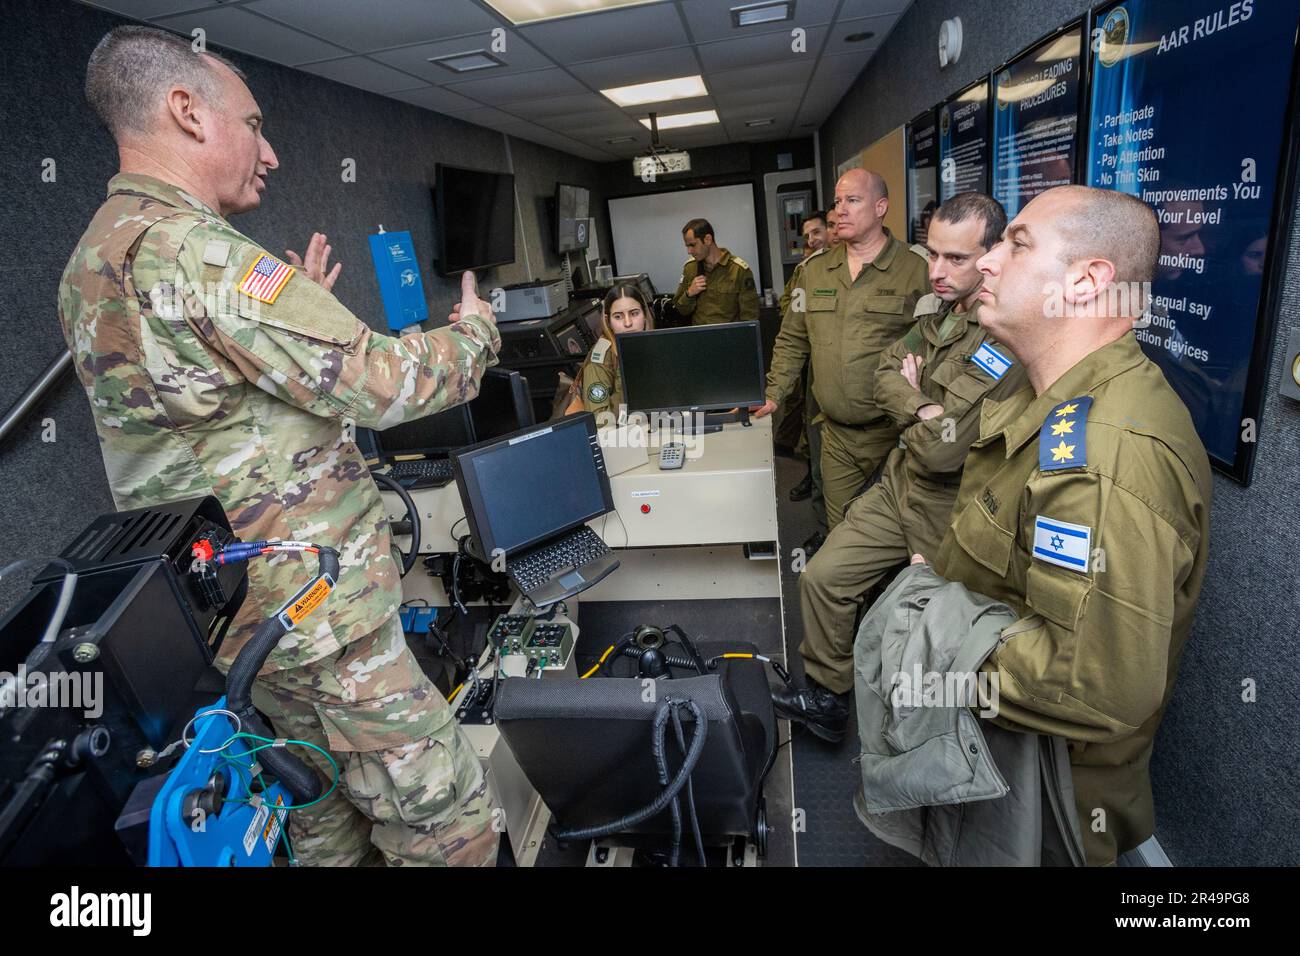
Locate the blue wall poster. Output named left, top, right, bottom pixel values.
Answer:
left=1087, top=0, right=1299, bottom=480
left=367, top=229, right=430, bottom=332
left=938, top=78, right=991, bottom=202
left=993, top=22, right=1085, bottom=218
left=907, top=110, right=940, bottom=244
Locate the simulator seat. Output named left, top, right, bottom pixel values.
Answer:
left=495, top=640, right=775, bottom=864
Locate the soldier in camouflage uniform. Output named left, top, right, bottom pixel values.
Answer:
left=57, top=26, right=500, bottom=866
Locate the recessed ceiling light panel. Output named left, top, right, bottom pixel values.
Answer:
left=730, top=1, right=794, bottom=28
left=601, top=75, right=707, bottom=107
left=484, top=0, right=661, bottom=26
left=430, top=49, right=505, bottom=73
left=640, top=110, right=719, bottom=130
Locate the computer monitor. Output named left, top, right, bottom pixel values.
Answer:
left=617, top=321, right=765, bottom=414
left=469, top=368, right=535, bottom=441
left=376, top=404, right=475, bottom=458
left=451, top=412, right=614, bottom=561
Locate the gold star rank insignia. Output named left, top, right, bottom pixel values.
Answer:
left=1051, top=440, right=1076, bottom=462
left=1040, top=397, right=1092, bottom=471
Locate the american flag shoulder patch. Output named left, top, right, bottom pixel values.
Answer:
left=238, top=252, right=295, bottom=304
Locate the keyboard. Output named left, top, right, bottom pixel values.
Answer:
left=508, top=526, right=615, bottom=600
left=387, top=458, right=454, bottom=488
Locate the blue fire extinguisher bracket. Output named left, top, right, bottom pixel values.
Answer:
left=368, top=229, right=430, bottom=331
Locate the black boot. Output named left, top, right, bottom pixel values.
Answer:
left=789, top=469, right=813, bottom=501
left=771, top=679, right=849, bottom=743
left=801, top=530, right=825, bottom=559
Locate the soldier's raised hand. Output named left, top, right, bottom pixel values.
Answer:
left=688, top=275, right=708, bottom=297
left=285, top=232, right=342, bottom=292
left=449, top=270, right=495, bottom=324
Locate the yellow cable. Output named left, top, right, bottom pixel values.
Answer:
left=581, top=644, right=617, bottom=679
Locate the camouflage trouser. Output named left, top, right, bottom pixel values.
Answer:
left=250, top=616, right=498, bottom=867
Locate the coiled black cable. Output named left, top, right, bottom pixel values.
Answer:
left=552, top=698, right=707, bottom=848
left=223, top=547, right=339, bottom=804
left=370, top=471, right=420, bottom=577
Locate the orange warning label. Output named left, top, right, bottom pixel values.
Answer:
left=283, top=576, right=333, bottom=626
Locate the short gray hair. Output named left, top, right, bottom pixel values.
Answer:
left=1053, top=185, right=1160, bottom=296
left=85, top=25, right=245, bottom=140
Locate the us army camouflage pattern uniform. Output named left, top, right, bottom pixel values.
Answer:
left=57, top=173, right=502, bottom=866
left=672, top=247, right=760, bottom=325
left=798, top=295, right=1027, bottom=693
left=933, top=332, right=1211, bottom=865
left=765, top=233, right=929, bottom=528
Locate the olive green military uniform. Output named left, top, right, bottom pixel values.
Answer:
left=765, top=233, right=929, bottom=528
left=568, top=336, right=623, bottom=419
left=774, top=257, right=825, bottom=526
left=933, top=331, right=1211, bottom=865
left=799, top=296, right=1026, bottom=693
left=775, top=261, right=808, bottom=451
left=672, top=247, right=760, bottom=326
left=57, top=173, right=501, bottom=867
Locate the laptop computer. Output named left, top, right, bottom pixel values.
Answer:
left=451, top=412, right=619, bottom=608
left=369, top=404, right=476, bottom=490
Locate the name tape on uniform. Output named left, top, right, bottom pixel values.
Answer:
left=971, top=342, right=1013, bottom=380
left=1032, top=515, right=1091, bottom=573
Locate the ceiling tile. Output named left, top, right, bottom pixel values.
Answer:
left=246, top=0, right=502, bottom=53
left=152, top=6, right=349, bottom=65
left=518, top=2, right=689, bottom=62
left=568, top=47, right=701, bottom=89
left=823, top=13, right=896, bottom=55
left=706, top=59, right=814, bottom=93
left=444, top=105, right=523, bottom=127
left=837, top=0, right=910, bottom=19
left=370, top=31, right=553, bottom=82
left=506, top=127, right=607, bottom=159
left=676, top=0, right=839, bottom=42
left=444, top=67, right=586, bottom=105
left=720, top=101, right=797, bottom=123
left=83, top=0, right=219, bottom=18
left=538, top=110, right=639, bottom=134
left=385, top=84, right=482, bottom=113
left=696, top=24, right=828, bottom=73
left=520, top=91, right=627, bottom=118
left=296, top=56, right=422, bottom=94
left=712, top=82, right=807, bottom=111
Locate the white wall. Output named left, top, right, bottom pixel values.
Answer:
left=608, top=183, right=762, bottom=296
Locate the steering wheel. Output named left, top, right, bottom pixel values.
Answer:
left=370, top=471, right=421, bottom=576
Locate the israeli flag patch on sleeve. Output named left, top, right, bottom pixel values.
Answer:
left=1032, top=515, right=1091, bottom=573
left=970, top=341, right=1013, bottom=380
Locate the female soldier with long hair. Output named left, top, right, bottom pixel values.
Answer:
left=564, top=283, right=652, bottom=417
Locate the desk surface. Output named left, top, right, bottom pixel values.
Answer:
left=383, top=417, right=778, bottom=554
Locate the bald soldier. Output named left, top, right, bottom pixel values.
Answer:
left=775, top=194, right=1027, bottom=740
left=58, top=26, right=502, bottom=866
left=672, top=217, right=760, bottom=326
left=756, top=169, right=929, bottom=529
left=914, top=185, right=1212, bottom=865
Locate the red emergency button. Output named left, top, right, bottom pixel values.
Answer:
left=640, top=504, right=651, bottom=514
